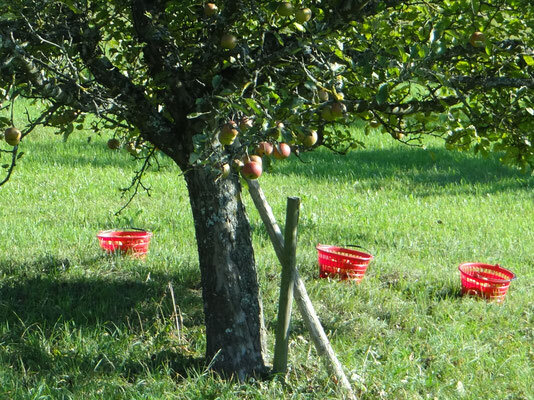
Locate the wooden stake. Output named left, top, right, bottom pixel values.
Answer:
left=168, top=282, right=183, bottom=342
left=247, top=180, right=356, bottom=400
left=273, top=197, right=300, bottom=374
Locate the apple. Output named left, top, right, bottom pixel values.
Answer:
left=220, top=163, right=231, bottom=178
left=299, top=130, right=318, bottom=147
left=318, top=88, right=329, bottom=102
left=469, top=31, right=486, bottom=48
left=107, top=138, right=121, bottom=150
left=220, top=34, right=237, bottom=50
left=219, top=121, right=238, bottom=145
left=4, top=127, right=21, bottom=146
left=273, top=142, right=291, bottom=159
left=295, top=8, right=312, bottom=23
left=268, top=121, right=285, bottom=141
left=239, top=116, right=253, bottom=132
left=369, top=120, right=381, bottom=128
left=232, top=158, right=244, bottom=171
left=330, top=102, right=346, bottom=119
left=256, top=141, right=273, bottom=156
left=243, top=154, right=263, bottom=166
left=395, top=132, right=405, bottom=140
left=277, top=2, right=293, bottom=16
left=204, top=3, right=218, bottom=16
left=320, top=105, right=335, bottom=121
left=126, top=141, right=141, bottom=155
left=241, top=161, right=262, bottom=179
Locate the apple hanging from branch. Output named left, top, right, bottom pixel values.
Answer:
left=4, top=127, right=21, bottom=146
left=219, top=121, right=239, bottom=145
left=273, top=142, right=291, bottom=159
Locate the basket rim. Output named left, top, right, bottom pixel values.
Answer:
left=316, top=244, right=373, bottom=260
left=97, top=229, right=153, bottom=240
left=458, top=262, right=516, bottom=283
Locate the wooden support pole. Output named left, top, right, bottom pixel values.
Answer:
left=247, top=180, right=356, bottom=400
left=273, top=197, right=300, bottom=374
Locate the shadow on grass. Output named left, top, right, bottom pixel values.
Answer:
left=0, top=254, right=206, bottom=380
left=22, top=138, right=176, bottom=170
left=272, top=146, right=533, bottom=194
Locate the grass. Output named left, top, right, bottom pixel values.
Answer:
left=0, top=114, right=533, bottom=399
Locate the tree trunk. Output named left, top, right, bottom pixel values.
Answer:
left=184, top=166, right=266, bottom=380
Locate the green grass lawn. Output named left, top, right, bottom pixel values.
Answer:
left=0, top=119, right=532, bottom=399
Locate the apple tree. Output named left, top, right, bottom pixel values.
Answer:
left=1, top=0, right=533, bottom=379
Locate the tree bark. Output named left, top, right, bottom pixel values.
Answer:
left=184, top=166, right=266, bottom=380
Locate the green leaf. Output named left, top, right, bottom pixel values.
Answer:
left=376, top=83, right=389, bottom=105
left=58, top=0, right=81, bottom=14
left=245, top=98, right=263, bottom=116
left=523, top=55, right=534, bottom=66
left=187, top=112, right=210, bottom=119
left=211, top=75, right=222, bottom=89
left=293, top=22, right=306, bottom=32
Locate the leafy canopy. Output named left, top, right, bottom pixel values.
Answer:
left=1, top=0, right=533, bottom=182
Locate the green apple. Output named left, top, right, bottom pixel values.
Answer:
left=277, top=2, right=293, bottom=16
left=220, top=34, right=237, bottom=50
left=4, top=127, right=21, bottom=146
left=219, top=121, right=239, bottom=145
left=295, top=8, right=312, bottom=23
left=299, top=130, right=318, bottom=147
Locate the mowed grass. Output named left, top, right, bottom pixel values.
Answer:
left=0, top=115, right=533, bottom=399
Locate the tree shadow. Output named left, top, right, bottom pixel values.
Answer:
left=272, top=146, right=534, bottom=195
left=0, top=254, right=206, bottom=381
left=22, top=138, right=176, bottom=170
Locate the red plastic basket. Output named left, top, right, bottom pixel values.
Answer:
left=316, top=244, right=373, bottom=282
left=97, top=230, right=153, bottom=257
left=458, top=263, right=516, bottom=302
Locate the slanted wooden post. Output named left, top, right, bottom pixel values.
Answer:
left=247, top=180, right=356, bottom=400
left=273, top=197, right=300, bottom=374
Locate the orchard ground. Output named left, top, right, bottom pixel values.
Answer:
left=0, top=121, right=533, bottom=399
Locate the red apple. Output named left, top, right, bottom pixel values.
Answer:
left=241, top=161, right=262, bottom=179
left=273, top=142, right=291, bottom=159
left=204, top=3, right=218, bottom=16
left=256, top=141, right=273, bottom=156
left=469, top=31, right=486, bottom=48
left=242, top=154, right=263, bottom=166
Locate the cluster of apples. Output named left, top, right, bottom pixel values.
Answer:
left=218, top=117, right=317, bottom=180
left=277, top=2, right=313, bottom=23
left=3, top=127, right=21, bottom=146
